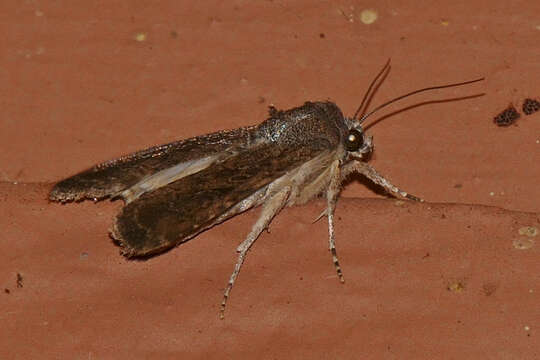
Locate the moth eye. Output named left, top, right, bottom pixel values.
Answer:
left=345, top=129, right=364, bottom=151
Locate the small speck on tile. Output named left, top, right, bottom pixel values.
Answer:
left=512, top=238, right=535, bottom=250
left=518, top=226, right=538, bottom=237
left=134, top=32, right=147, bottom=42
left=360, top=9, right=378, bottom=24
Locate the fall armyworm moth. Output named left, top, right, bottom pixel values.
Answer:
left=50, top=60, right=483, bottom=318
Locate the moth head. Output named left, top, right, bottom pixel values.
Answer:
left=344, top=125, right=372, bottom=159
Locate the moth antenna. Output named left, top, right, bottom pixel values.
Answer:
left=358, top=77, right=485, bottom=125
left=352, top=59, right=392, bottom=121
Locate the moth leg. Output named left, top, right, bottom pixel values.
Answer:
left=327, top=160, right=345, bottom=283
left=312, top=208, right=327, bottom=224
left=343, top=161, right=423, bottom=202
left=220, top=186, right=291, bottom=319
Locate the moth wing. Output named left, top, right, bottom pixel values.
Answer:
left=112, top=141, right=330, bottom=257
left=49, top=127, right=255, bottom=202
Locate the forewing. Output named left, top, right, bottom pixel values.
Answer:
left=112, top=141, right=330, bottom=257
left=49, top=127, right=255, bottom=202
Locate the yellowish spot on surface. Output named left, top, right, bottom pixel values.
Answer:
left=489, top=191, right=495, bottom=196
left=513, top=238, right=535, bottom=250
left=524, top=325, right=530, bottom=331
left=513, top=226, right=538, bottom=250
left=134, top=32, right=147, bottom=42
left=518, top=226, right=538, bottom=237
left=441, top=19, right=449, bottom=26
left=360, top=9, right=378, bottom=24
left=35, top=10, right=44, bottom=16
left=394, top=200, right=405, bottom=207
left=448, top=282, right=465, bottom=293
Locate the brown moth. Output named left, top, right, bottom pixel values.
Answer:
left=49, top=61, right=483, bottom=318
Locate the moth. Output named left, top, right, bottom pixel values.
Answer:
left=50, top=61, right=483, bottom=318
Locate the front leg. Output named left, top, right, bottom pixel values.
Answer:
left=326, top=160, right=345, bottom=283
left=341, top=160, right=424, bottom=202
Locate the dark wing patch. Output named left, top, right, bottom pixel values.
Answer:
left=112, top=141, right=329, bottom=257
left=49, top=127, right=256, bottom=202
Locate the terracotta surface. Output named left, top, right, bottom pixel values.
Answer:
left=1, top=1, right=539, bottom=359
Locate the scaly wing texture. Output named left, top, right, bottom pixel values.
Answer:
left=112, top=141, right=330, bottom=257
left=49, top=127, right=256, bottom=202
